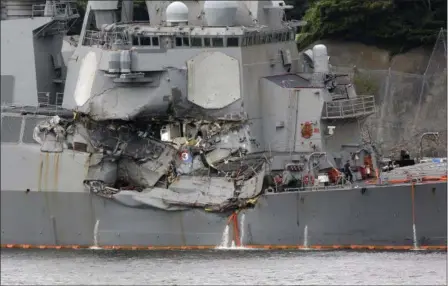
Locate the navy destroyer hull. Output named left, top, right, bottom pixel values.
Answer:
left=1, top=182, right=446, bottom=249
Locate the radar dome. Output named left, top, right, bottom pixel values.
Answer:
left=204, top=1, right=238, bottom=27
left=166, top=1, right=189, bottom=25
left=312, top=44, right=329, bottom=74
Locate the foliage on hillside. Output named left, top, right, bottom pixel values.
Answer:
left=287, top=0, right=447, bottom=54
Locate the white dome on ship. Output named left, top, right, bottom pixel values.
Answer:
left=166, top=1, right=189, bottom=24
left=204, top=1, right=238, bottom=27
left=312, top=44, right=330, bottom=74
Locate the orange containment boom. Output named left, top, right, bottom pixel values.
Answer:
left=366, top=175, right=447, bottom=185
left=1, top=244, right=447, bottom=251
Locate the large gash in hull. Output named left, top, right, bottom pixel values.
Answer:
left=1, top=0, right=446, bottom=250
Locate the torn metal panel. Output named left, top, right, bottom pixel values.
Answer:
left=205, top=149, right=232, bottom=165
left=85, top=153, right=118, bottom=185
left=32, top=114, right=267, bottom=213
left=68, top=123, right=96, bottom=152
left=211, top=126, right=253, bottom=152
left=129, top=189, right=190, bottom=211
left=176, top=155, right=205, bottom=175
left=33, top=116, right=67, bottom=153
left=239, top=163, right=266, bottom=199
left=118, top=155, right=173, bottom=188
left=110, top=190, right=147, bottom=208
left=111, top=167, right=266, bottom=211
left=86, top=121, right=169, bottom=160
left=40, top=133, right=64, bottom=153
left=113, top=160, right=267, bottom=211
left=169, top=176, right=235, bottom=197
left=112, top=190, right=190, bottom=210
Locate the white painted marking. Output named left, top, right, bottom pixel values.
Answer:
left=181, top=152, right=189, bottom=161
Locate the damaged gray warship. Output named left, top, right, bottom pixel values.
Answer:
left=1, top=0, right=447, bottom=250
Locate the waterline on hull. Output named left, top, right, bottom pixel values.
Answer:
left=2, top=244, right=447, bottom=251
left=2, top=182, right=446, bottom=248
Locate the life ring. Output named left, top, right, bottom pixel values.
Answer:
left=303, top=175, right=315, bottom=185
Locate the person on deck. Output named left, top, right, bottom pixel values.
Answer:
left=344, top=160, right=353, bottom=183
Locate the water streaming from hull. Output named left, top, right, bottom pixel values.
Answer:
left=412, top=223, right=420, bottom=250
left=240, top=213, right=245, bottom=246
left=216, top=214, right=250, bottom=250
left=216, top=225, right=230, bottom=249
left=89, top=220, right=102, bottom=250
left=303, top=225, right=310, bottom=250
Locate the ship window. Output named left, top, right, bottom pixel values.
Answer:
left=1, top=75, right=14, bottom=104
left=1, top=116, right=22, bottom=143
left=175, top=37, right=182, bottom=47
left=227, top=37, right=239, bottom=47
left=212, top=37, right=223, bottom=47
left=191, top=37, right=202, bottom=47
left=22, top=117, right=41, bottom=144
left=204, top=38, right=211, bottom=47
left=152, top=37, right=159, bottom=46
left=132, top=36, right=139, bottom=46
left=140, top=36, right=151, bottom=46
left=182, top=37, right=190, bottom=46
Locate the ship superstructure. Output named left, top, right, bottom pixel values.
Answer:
left=1, top=0, right=446, bottom=249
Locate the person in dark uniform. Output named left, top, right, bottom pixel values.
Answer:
left=344, top=160, right=353, bottom=183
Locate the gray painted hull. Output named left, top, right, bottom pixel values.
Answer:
left=2, top=182, right=446, bottom=248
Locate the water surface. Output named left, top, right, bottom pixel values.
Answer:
left=1, top=249, right=446, bottom=285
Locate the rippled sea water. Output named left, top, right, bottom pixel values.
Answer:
left=1, top=249, right=446, bottom=285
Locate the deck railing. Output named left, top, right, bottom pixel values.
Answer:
left=83, top=30, right=131, bottom=49
left=1, top=92, right=67, bottom=116
left=32, top=1, right=78, bottom=19
left=322, top=95, right=376, bottom=119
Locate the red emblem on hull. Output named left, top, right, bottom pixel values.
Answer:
left=301, top=122, right=313, bottom=139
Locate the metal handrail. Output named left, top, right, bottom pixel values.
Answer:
left=1, top=92, right=66, bottom=116
left=83, top=30, right=131, bottom=49
left=32, top=2, right=78, bottom=18
left=266, top=183, right=350, bottom=194
left=37, top=92, right=63, bottom=106
left=322, top=96, right=376, bottom=119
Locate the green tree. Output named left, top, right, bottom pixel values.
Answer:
left=295, top=0, right=447, bottom=53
